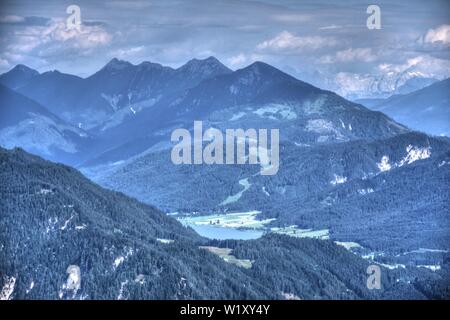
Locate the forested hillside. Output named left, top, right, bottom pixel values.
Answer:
left=2, top=147, right=446, bottom=299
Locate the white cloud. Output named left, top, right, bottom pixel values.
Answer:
left=112, top=46, right=145, bottom=59
left=226, top=53, right=263, bottom=69
left=0, top=15, right=25, bottom=23
left=331, top=54, right=450, bottom=99
left=271, top=14, right=311, bottom=23
left=5, top=19, right=112, bottom=59
left=257, top=31, right=337, bottom=53
left=319, top=25, right=342, bottom=30
left=227, top=53, right=247, bottom=68
left=424, top=24, right=450, bottom=44
left=0, top=58, right=10, bottom=68
left=378, top=55, right=450, bottom=77
left=336, top=48, right=376, bottom=62
left=106, top=1, right=153, bottom=9
left=320, top=48, right=376, bottom=64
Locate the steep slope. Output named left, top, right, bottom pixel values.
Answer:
left=1, top=147, right=431, bottom=300
left=367, top=78, right=450, bottom=137
left=0, top=64, right=39, bottom=90
left=15, top=71, right=85, bottom=126
left=84, top=61, right=408, bottom=167
left=0, top=85, right=88, bottom=162
left=88, top=131, right=450, bottom=251
left=0, top=147, right=272, bottom=299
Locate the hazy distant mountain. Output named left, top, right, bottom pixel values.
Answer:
left=0, top=85, right=87, bottom=162
left=15, top=71, right=85, bottom=124
left=396, top=77, right=438, bottom=95
left=81, top=61, right=409, bottom=167
left=332, top=70, right=439, bottom=100
left=364, top=78, right=450, bottom=137
left=0, top=64, right=39, bottom=90
left=2, top=147, right=432, bottom=300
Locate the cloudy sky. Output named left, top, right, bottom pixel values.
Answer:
left=0, top=0, right=449, bottom=96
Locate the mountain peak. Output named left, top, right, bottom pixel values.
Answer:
left=137, top=60, right=170, bottom=71
left=0, top=64, right=40, bottom=90
left=178, top=56, right=232, bottom=75
left=103, top=58, right=134, bottom=71
left=235, top=61, right=298, bottom=84
left=243, top=61, right=284, bottom=74
left=186, top=56, right=220, bottom=64
left=10, top=64, right=39, bottom=75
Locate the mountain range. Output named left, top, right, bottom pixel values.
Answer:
left=358, top=78, right=450, bottom=137
left=329, top=69, right=439, bottom=100
left=0, top=57, right=449, bottom=299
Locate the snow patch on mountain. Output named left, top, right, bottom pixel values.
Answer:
left=220, top=178, right=251, bottom=206
left=331, top=63, right=443, bottom=100
left=156, top=238, right=175, bottom=244
left=113, top=247, right=134, bottom=270
left=37, top=188, right=53, bottom=195
left=134, top=274, right=146, bottom=284
left=302, top=96, right=326, bottom=115
left=294, top=142, right=311, bottom=147
left=417, top=265, right=441, bottom=272
left=358, top=188, right=374, bottom=195
left=330, top=174, right=347, bottom=185
left=306, top=119, right=344, bottom=141
left=379, top=263, right=406, bottom=270
left=377, top=156, right=392, bottom=172
left=398, top=145, right=431, bottom=166
left=60, top=214, right=75, bottom=231
left=75, top=224, right=87, bottom=230
left=99, top=97, right=159, bottom=131
left=0, top=276, right=16, bottom=300
left=26, top=281, right=34, bottom=294
left=101, top=93, right=122, bottom=112
left=306, top=119, right=335, bottom=134
left=339, top=119, right=353, bottom=131
left=377, top=146, right=431, bottom=173
left=253, top=104, right=297, bottom=120
left=335, top=241, right=362, bottom=250
left=439, top=160, right=449, bottom=167
left=113, top=256, right=125, bottom=269
left=45, top=217, right=58, bottom=234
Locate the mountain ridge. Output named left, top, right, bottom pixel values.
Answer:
left=365, top=78, right=450, bottom=137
